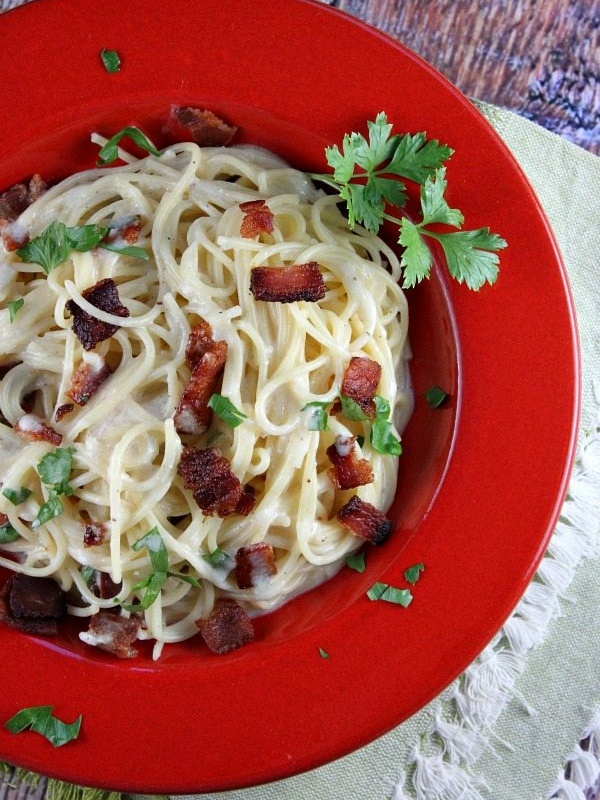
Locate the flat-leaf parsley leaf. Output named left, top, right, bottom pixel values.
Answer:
left=5, top=706, right=82, bottom=748
left=100, top=48, right=121, bottom=73
left=367, top=581, right=413, bottom=607
left=312, top=113, right=506, bottom=290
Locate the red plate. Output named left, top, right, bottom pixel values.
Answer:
left=0, top=0, right=579, bottom=792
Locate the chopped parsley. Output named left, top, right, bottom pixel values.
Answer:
left=367, top=581, right=413, bottom=607
left=302, top=393, right=401, bottom=456
left=2, top=486, right=32, bottom=505
left=7, top=298, right=24, bottom=322
left=202, top=547, right=232, bottom=569
left=96, top=126, right=160, bottom=166
left=0, top=520, right=19, bottom=544
left=16, top=219, right=148, bottom=274
left=100, top=48, right=121, bottom=73
left=32, top=447, right=75, bottom=529
left=318, top=647, right=330, bottom=659
left=122, top=527, right=201, bottom=612
left=345, top=551, right=366, bottom=573
left=370, top=395, right=402, bottom=456
left=404, top=563, right=425, bottom=585
left=5, top=706, right=82, bottom=748
left=208, top=394, right=247, bottom=428
left=425, top=385, right=448, bottom=408
left=311, top=112, right=506, bottom=290
left=302, top=400, right=330, bottom=432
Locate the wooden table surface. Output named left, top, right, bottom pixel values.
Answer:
left=324, top=0, right=599, bottom=155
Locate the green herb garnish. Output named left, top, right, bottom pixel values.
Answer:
left=96, top=126, right=160, bottom=166
left=32, top=447, right=75, bottom=529
left=302, top=401, right=330, bottom=432
left=0, top=521, right=19, bottom=544
left=370, top=395, right=402, bottom=456
left=208, top=394, right=247, bottom=428
left=318, top=647, right=330, bottom=659
left=2, top=486, right=32, bottom=505
left=311, top=112, right=506, bottom=290
left=345, top=551, right=366, bottom=573
left=5, top=706, right=82, bottom=748
left=100, top=48, right=121, bottom=73
left=425, top=385, right=448, bottom=408
left=202, top=547, right=232, bottom=568
left=7, top=298, right=24, bottom=322
left=404, top=563, right=425, bottom=585
left=367, top=581, right=413, bottom=607
left=122, top=527, right=200, bottom=612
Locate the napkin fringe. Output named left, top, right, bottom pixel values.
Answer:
left=391, top=400, right=600, bottom=799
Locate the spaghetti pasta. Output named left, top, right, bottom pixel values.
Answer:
left=0, top=137, right=412, bottom=658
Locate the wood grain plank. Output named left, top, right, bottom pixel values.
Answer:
left=333, top=0, right=599, bottom=153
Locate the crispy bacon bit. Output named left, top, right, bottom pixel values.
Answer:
left=0, top=174, right=46, bottom=222
left=250, top=262, right=326, bottom=303
left=184, top=319, right=216, bottom=367
left=331, top=356, right=382, bottom=419
left=91, top=572, right=122, bottom=600
left=79, top=611, right=141, bottom=658
left=235, top=542, right=277, bottom=590
left=240, top=199, right=275, bottom=238
left=67, top=352, right=112, bottom=406
left=55, top=403, right=75, bottom=422
left=14, top=413, right=62, bottom=445
left=66, top=277, right=130, bottom=351
left=326, top=435, right=374, bottom=490
left=196, top=598, right=254, bottom=654
left=0, top=574, right=66, bottom=635
left=174, top=340, right=228, bottom=435
left=104, top=215, right=143, bottom=245
left=337, top=495, right=392, bottom=545
left=83, top=522, right=107, bottom=547
left=0, top=220, right=29, bottom=252
left=168, top=106, right=238, bottom=147
left=177, top=446, right=255, bottom=517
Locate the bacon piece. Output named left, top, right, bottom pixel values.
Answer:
left=0, top=574, right=66, bottom=635
left=173, top=340, right=228, bottom=435
left=196, top=598, right=254, bottom=654
left=103, top=215, right=142, bottom=245
left=14, top=413, right=62, bottom=445
left=239, top=199, right=275, bottom=238
left=55, top=403, right=74, bottom=422
left=0, top=174, right=46, bottom=222
left=184, top=319, right=216, bottom=367
left=0, top=221, right=29, bottom=252
left=250, top=262, right=326, bottom=303
left=235, top=542, right=277, bottom=589
left=177, top=446, right=255, bottom=517
left=67, top=352, right=112, bottom=406
left=331, top=356, right=382, bottom=419
left=168, top=106, right=238, bottom=147
left=337, top=495, right=392, bottom=545
left=326, top=435, right=374, bottom=490
left=91, top=572, right=122, bottom=600
left=83, top=522, right=107, bottom=547
left=79, top=611, right=141, bottom=658
left=66, top=277, right=130, bottom=351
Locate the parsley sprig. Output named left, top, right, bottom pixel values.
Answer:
left=311, top=112, right=507, bottom=290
